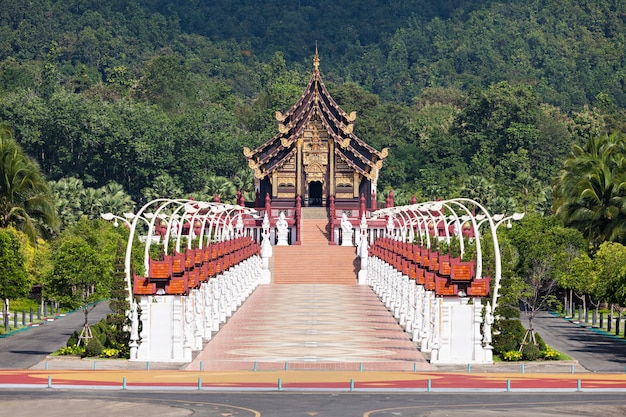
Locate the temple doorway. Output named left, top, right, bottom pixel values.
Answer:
left=308, top=181, right=323, bottom=206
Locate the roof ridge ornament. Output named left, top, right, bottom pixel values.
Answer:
left=275, top=111, right=286, bottom=122
left=314, top=44, right=320, bottom=72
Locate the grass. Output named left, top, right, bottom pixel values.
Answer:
left=0, top=298, right=70, bottom=336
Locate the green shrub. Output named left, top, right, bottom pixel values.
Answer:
left=84, top=336, right=103, bottom=357
left=496, top=306, right=521, bottom=319
left=9, top=298, right=39, bottom=311
left=502, top=350, right=523, bottom=361
left=521, top=343, right=542, bottom=361
left=91, top=320, right=109, bottom=346
left=493, top=319, right=547, bottom=360
left=65, top=316, right=130, bottom=358
left=534, top=332, right=547, bottom=351
left=67, top=331, right=79, bottom=347
left=493, top=319, right=526, bottom=354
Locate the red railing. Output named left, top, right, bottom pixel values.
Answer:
left=134, top=236, right=261, bottom=296
left=368, top=237, right=488, bottom=297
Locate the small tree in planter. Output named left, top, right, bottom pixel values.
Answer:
left=48, top=235, right=108, bottom=346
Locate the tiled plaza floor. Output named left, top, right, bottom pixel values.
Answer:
left=186, top=284, right=431, bottom=371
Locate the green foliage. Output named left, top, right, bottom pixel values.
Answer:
left=47, top=219, right=124, bottom=310
left=0, top=228, right=28, bottom=300
left=106, top=240, right=130, bottom=349
left=521, top=343, right=542, bottom=361
left=553, top=133, right=626, bottom=249
left=502, top=214, right=586, bottom=318
left=502, top=350, right=523, bottom=361
left=493, top=319, right=548, bottom=360
left=593, top=242, right=626, bottom=305
left=66, top=316, right=128, bottom=358
left=0, top=0, right=623, bottom=205
left=0, top=128, right=59, bottom=242
left=493, top=319, right=526, bottom=354
left=67, top=331, right=78, bottom=347
left=84, top=336, right=103, bottom=357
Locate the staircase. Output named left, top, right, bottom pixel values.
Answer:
left=271, top=211, right=357, bottom=285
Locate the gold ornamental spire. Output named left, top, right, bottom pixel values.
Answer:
left=313, top=43, right=320, bottom=72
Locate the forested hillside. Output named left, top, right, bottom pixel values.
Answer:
left=0, top=0, right=625, bottom=213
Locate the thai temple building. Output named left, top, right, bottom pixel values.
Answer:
left=244, top=49, right=388, bottom=212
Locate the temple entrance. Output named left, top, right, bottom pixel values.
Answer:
left=308, top=181, right=323, bottom=206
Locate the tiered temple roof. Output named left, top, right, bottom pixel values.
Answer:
left=243, top=50, right=387, bottom=181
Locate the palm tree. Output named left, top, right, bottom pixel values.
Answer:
left=49, top=177, right=85, bottom=228
left=232, top=169, right=254, bottom=194
left=80, top=187, right=104, bottom=219
left=515, top=173, right=541, bottom=214
left=141, top=173, right=183, bottom=201
left=553, top=133, right=626, bottom=249
left=99, top=182, right=135, bottom=215
left=193, top=175, right=236, bottom=203
left=0, top=126, right=59, bottom=242
left=488, top=196, right=517, bottom=215
left=461, top=175, right=495, bottom=206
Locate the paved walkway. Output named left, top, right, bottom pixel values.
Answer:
left=0, top=302, right=111, bottom=369
left=531, top=311, right=626, bottom=373
left=186, top=284, right=430, bottom=371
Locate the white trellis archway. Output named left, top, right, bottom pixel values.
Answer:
left=365, top=198, right=523, bottom=364
left=102, top=199, right=264, bottom=362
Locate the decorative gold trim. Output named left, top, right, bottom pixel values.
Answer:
left=248, top=159, right=259, bottom=169
left=281, top=137, right=291, bottom=147
left=243, top=147, right=253, bottom=158
left=375, top=160, right=383, bottom=170
left=254, top=168, right=265, bottom=179
left=380, top=147, right=389, bottom=158
left=275, top=111, right=286, bottom=122
left=344, top=124, right=354, bottom=134
left=338, top=138, right=351, bottom=148
left=347, top=111, right=357, bottom=122
left=278, top=123, right=289, bottom=134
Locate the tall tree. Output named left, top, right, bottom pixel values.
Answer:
left=507, top=215, right=586, bottom=345
left=0, top=228, right=28, bottom=329
left=0, top=125, right=58, bottom=243
left=593, top=241, right=626, bottom=306
left=553, top=133, right=626, bottom=249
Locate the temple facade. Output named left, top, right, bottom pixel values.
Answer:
left=243, top=50, right=387, bottom=210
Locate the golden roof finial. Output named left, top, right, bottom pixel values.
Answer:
left=314, top=43, right=320, bottom=72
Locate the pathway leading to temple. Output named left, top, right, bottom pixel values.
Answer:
left=186, top=212, right=430, bottom=371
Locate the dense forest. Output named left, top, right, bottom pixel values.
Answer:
left=0, top=0, right=625, bottom=212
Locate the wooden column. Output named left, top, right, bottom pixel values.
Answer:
left=329, top=140, right=335, bottom=196
left=272, top=171, right=278, bottom=197
left=296, top=138, right=303, bottom=197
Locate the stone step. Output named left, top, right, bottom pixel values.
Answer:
left=299, top=218, right=329, bottom=246
left=300, top=207, right=329, bottom=219
left=272, top=245, right=356, bottom=285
